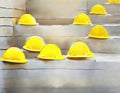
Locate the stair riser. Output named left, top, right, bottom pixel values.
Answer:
left=83, top=38, right=120, bottom=54
left=0, top=0, right=26, bottom=10
left=14, top=25, right=120, bottom=36
left=1, top=37, right=120, bottom=54
left=27, top=0, right=87, bottom=19
left=0, top=8, right=26, bottom=18
left=0, top=27, right=13, bottom=36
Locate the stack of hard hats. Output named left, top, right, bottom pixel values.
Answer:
left=88, top=25, right=110, bottom=39
left=108, top=0, right=120, bottom=4
left=90, top=4, right=107, bottom=15
left=67, top=42, right=94, bottom=58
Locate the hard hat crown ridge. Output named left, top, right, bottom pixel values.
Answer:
left=73, top=13, right=92, bottom=25
left=23, top=36, right=45, bottom=52
left=67, top=42, right=94, bottom=58
left=90, top=4, right=107, bottom=15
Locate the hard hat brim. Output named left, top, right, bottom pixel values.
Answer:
left=107, top=2, right=120, bottom=4
left=19, top=23, right=39, bottom=26
left=67, top=53, right=94, bottom=58
left=73, top=22, right=92, bottom=25
left=89, top=35, right=110, bottom=39
left=37, top=55, right=65, bottom=60
left=0, top=58, right=27, bottom=63
left=23, top=46, right=41, bottom=52
left=90, top=12, right=107, bottom=15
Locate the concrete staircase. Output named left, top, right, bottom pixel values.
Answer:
left=1, top=0, right=120, bottom=93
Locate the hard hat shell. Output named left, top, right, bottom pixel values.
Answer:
left=108, top=0, right=120, bottom=4
left=37, top=44, right=65, bottom=60
left=18, top=14, right=38, bottom=26
left=0, top=47, right=27, bottom=63
left=90, top=4, right=107, bottom=15
left=67, top=42, right=94, bottom=58
left=23, top=36, right=45, bottom=52
left=73, top=13, right=92, bottom=25
left=89, top=25, right=110, bottom=39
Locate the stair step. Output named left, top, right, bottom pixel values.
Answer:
left=27, top=0, right=87, bottom=19
left=0, top=8, right=25, bottom=18
left=83, top=37, right=120, bottom=54
left=0, top=0, right=26, bottom=10
left=14, top=25, right=120, bottom=36
left=88, top=0, right=120, bottom=15
left=103, top=4, right=120, bottom=15
left=0, top=26, right=13, bottom=36
left=89, top=15, right=120, bottom=24
left=1, top=36, right=119, bottom=53
left=0, top=18, right=17, bottom=26
left=1, top=56, right=120, bottom=89
left=0, top=37, right=16, bottom=49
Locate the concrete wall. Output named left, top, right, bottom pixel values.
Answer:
left=0, top=0, right=26, bottom=50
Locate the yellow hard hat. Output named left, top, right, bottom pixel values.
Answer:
left=18, top=14, right=38, bottom=26
left=23, top=36, right=45, bottom=52
left=0, top=47, right=27, bottom=63
left=90, top=4, right=107, bottom=15
left=37, top=44, right=65, bottom=60
left=73, top=13, right=92, bottom=25
left=108, top=0, right=120, bottom=4
left=89, top=25, right=110, bottom=39
left=67, top=42, right=94, bottom=58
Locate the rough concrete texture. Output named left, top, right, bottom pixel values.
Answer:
left=14, top=25, right=120, bottom=36
left=0, top=27, right=13, bottom=36
left=0, top=8, right=26, bottom=17
left=27, top=0, right=87, bottom=19
left=0, top=0, right=26, bottom=10
left=0, top=18, right=17, bottom=26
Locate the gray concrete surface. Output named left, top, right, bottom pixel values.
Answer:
left=0, top=0, right=26, bottom=10
left=0, top=8, right=26, bottom=17
left=0, top=37, right=17, bottom=49
left=0, top=18, right=17, bottom=26
left=14, top=24, right=120, bottom=36
left=27, top=0, right=87, bottom=19
left=0, top=26, right=13, bottom=36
